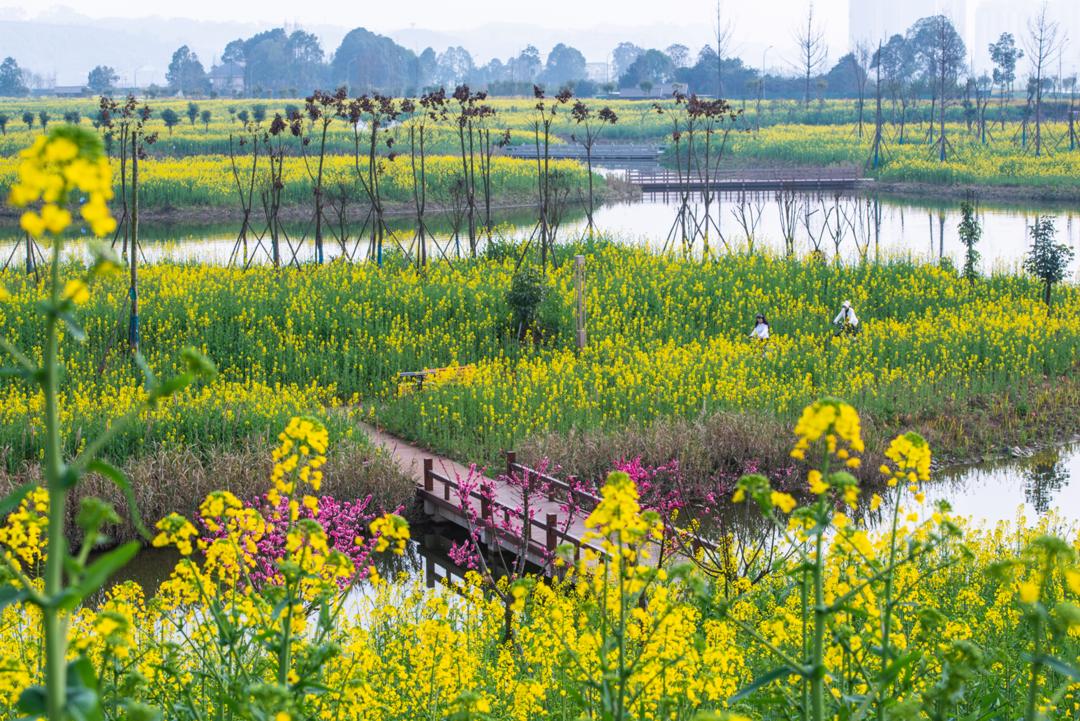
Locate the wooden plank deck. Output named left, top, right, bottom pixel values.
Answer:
left=504, top=143, right=663, bottom=161
left=361, top=423, right=716, bottom=576
left=624, top=167, right=867, bottom=193
left=360, top=424, right=600, bottom=571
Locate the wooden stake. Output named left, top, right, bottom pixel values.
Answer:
left=574, top=254, right=586, bottom=350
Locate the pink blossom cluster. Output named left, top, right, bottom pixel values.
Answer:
left=199, top=493, right=397, bottom=587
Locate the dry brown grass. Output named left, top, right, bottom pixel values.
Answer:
left=519, top=411, right=802, bottom=490
left=0, top=439, right=414, bottom=546
left=519, top=376, right=1080, bottom=494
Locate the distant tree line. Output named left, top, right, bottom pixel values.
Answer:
left=0, top=8, right=1076, bottom=112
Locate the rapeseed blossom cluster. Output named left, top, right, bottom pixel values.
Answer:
left=0, top=488, right=48, bottom=572
left=0, top=406, right=1076, bottom=719
left=369, top=513, right=410, bottom=555
left=270, top=415, right=328, bottom=518
left=7, top=130, right=116, bottom=238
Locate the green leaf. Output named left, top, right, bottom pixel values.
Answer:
left=16, top=685, right=46, bottom=716
left=76, top=497, right=120, bottom=538
left=59, top=311, right=87, bottom=342
left=180, top=347, right=217, bottom=380
left=61, top=541, right=140, bottom=611
left=0, top=585, right=28, bottom=611
left=88, top=459, right=151, bottom=540
left=66, top=657, right=103, bottom=721
left=0, top=366, right=35, bottom=383
left=0, top=484, right=35, bottom=518
left=1037, top=654, right=1080, bottom=681
left=122, top=701, right=162, bottom=721
left=147, top=374, right=193, bottom=403
left=133, top=352, right=158, bottom=391
left=729, top=664, right=797, bottom=703
left=881, top=650, right=921, bottom=685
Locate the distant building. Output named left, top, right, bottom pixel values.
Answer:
left=974, top=0, right=1080, bottom=72
left=208, top=62, right=245, bottom=95
left=849, top=0, right=968, bottom=47
left=585, top=62, right=610, bottom=84
left=30, top=85, right=88, bottom=98
left=614, top=82, right=686, bottom=99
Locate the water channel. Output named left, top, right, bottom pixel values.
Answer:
left=113, top=441, right=1080, bottom=598
left=2, top=184, right=1077, bottom=271
left=8, top=181, right=1077, bottom=592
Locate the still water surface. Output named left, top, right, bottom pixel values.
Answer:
left=2, top=189, right=1077, bottom=271
left=115, top=444, right=1080, bottom=597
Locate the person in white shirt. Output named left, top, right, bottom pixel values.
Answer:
left=833, top=300, right=860, bottom=336
left=750, top=313, right=770, bottom=341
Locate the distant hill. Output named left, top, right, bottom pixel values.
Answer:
left=386, top=22, right=711, bottom=65
left=0, top=12, right=347, bottom=86
left=3, top=9, right=709, bottom=88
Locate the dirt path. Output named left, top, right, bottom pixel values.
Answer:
left=359, top=422, right=478, bottom=488
left=359, top=422, right=593, bottom=547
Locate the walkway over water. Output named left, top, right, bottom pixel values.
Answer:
left=505, top=143, right=663, bottom=162
left=622, top=166, right=869, bottom=192
left=361, top=424, right=602, bottom=572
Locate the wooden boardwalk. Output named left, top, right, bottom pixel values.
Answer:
left=504, top=143, right=662, bottom=162
left=624, top=166, right=867, bottom=192
left=360, top=424, right=603, bottom=572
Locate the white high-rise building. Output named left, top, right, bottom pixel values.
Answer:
left=849, top=0, right=968, bottom=48
left=974, top=0, right=1080, bottom=73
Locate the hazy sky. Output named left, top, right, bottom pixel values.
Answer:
left=18, top=0, right=852, bottom=59
left=23, top=0, right=847, bottom=31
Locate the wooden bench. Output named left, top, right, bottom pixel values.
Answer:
left=398, top=365, right=475, bottom=391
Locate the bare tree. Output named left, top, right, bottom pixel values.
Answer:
left=793, top=3, right=828, bottom=107
left=911, top=15, right=965, bottom=161
left=851, top=43, right=871, bottom=138
left=714, top=0, right=735, bottom=96
left=989, top=32, right=1023, bottom=131
left=1066, top=74, right=1078, bottom=151
left=1026, top=3, right=1065, bottom=157
left=867, top=41, right=888, bottom=170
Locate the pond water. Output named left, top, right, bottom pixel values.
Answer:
left=927, top=445, right=1080, bottom=528
left=2, top=186, right=1077, bottom=271
left=21, top=179, right=1078, bottom=592
left=113, top=443, right=1080, bottom=598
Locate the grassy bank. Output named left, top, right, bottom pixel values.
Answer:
left=518, top=368, right=1080, bottom=493
left=2, top=241, right=1078, bottom=488
left=0, top=153, right=597, bottom=211
left=671, top=122, right=1080, bottom=199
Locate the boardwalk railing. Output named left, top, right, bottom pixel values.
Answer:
left=504, top=144, right=663, bottom=161
left=417, top=452, right=718, bottom=576
left=625, top=166, right=864, bottom=192
left=419, top=456, right=607, bottom=572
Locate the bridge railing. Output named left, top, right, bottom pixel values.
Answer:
left=418, top=452, right=720, bottom=576
left=420, top=457, right=607, bottom=569
left=625, top=165, right=862, bottom=186
left=505, top=453, right=724, bottom=559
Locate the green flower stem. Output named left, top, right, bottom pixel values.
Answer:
left=43, top=241, right=68, bottom=721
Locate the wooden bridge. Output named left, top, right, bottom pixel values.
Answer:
left=504, top=143, right=663, bottom=162
left=418, top=452, right=607, bottom=570
left=623, top=166, right=867, bottom=193
left=360, top=423, right=715, bottom=577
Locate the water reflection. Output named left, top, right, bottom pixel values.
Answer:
left=107, top=519, right=480, bottom=601
left=1022, top=450, right=1071, bottom=515
left=1, top=190, right=1076, bottom=271
left=924, top=445, right=1080, bottom=527
left=110, top=443, right=1079, bottom=598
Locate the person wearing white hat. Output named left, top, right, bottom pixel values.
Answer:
left=833, top=300, right=859, bottom=335
left=749, top=313, right=770, bottom=341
